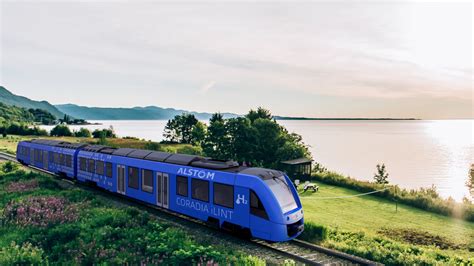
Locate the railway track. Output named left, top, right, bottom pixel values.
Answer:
left=1, top=151, right=379, bottom=265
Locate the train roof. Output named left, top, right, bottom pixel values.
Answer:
left=30, top=139, right=87, bottom=149
left=25, top=139, right=279, bottom=175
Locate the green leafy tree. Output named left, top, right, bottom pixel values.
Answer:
left=163, top=113, right=199, bottom=144
left=202, top=108, right=310, bottom=168
left=374, top=163, right=390, bottom=185
left=92, top=127, right=116, bottom=138
left=246, top=107, right=273, bottom=123
left=60, top=114, right=71, bottom=124
left=226, top=117, right=257, bottom=164
left=74, top=128, right=92, bottom=138
left=202, top=113, right=230, bottom=159
left=191, top=121, right=207, bottom=145
left=28, top=108, right=56, bottom=125
left=467, top=164, right=474, bottom=196
left=50, top=125, right=73, bottom=137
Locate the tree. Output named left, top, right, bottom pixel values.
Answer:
left=60, top=114, right=71, bottom=124
left=190, top=121, right=207, bottom=145
left=92, top=127, right=116, bottom=138
left=246, top=107, right=273, bottom=123
left=74, top=128, right=92, bottom=138
left=467, top=164, right=474, bottom=196
left=163, top=113, right=199, bottom=144
left=202, top=113, right=230, bottom=159
left=201, top=108, right=311, bottom=168
left=50, top=125, right=72, bottom=137
left=374, top=163, right=389, bottom=185
left=28, top=108, right=56, bottom=125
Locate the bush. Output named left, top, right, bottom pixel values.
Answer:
left=0, top=242, right=46, bottom=265
left=144, top=141, right=162, bottom=151
left=3, top=196, right=79, bottom=227
left=74, top=127, right=92, bottom=138
left=92, top=128, right=116, bottom=138
left=3, top=122, right=48, bottom=136
left=299, top=222, right=328, bottom=242
left=177, top=145, right=203, bottom=155
left=50, top=124, right=73, bottom=137
left=1, top=161, right=19, bottom=173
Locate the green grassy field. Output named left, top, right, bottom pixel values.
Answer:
left=299, top=182, right=474, bottom=263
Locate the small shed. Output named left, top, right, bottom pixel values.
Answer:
left=279, top=158, right=313, bottom=181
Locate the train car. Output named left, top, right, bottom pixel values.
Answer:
left=17, top=139, right=304, bottom=242
left=17, top=140, right=87, bottom=178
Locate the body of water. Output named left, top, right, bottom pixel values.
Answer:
left=40, top=119, right=473, bottom=201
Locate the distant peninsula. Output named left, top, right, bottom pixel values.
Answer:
left=274, top=116, right=419, bottom=120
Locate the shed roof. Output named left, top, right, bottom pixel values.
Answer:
left=280, top=158, right=313, bottom=165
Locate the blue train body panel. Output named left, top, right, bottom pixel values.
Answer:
left=16, top=139, right=305, bottom=242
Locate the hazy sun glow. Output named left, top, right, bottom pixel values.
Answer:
left=0, top=1, right=472, bottom=118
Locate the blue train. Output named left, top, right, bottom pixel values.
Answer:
left=16, top=139, right=304, bottom=242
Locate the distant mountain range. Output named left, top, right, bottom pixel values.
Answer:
left=0, top=86, right=65, bottom=118
left=55, top=104, right=239, bottom=120
left=1, top=86, right=418, bottom=121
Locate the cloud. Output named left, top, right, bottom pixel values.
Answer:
left=199, top=81, right=216, bottom=94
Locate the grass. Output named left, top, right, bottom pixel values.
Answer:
left=298, top=182, right=474, bottom=263
left=0, top=164, right=267, bottom=265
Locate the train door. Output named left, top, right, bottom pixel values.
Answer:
left=156, top=172, right=169, bottom=209
left=117, top=165, right=126, bottom=194
left=30, top=149, right=34, bottom=165
left=43, top=151, right=48, bottom=170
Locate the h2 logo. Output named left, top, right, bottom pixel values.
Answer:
left=236, top=194, right=247, bottom=205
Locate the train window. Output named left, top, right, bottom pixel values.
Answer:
left=142, top=169, right=153, bottom=193
left=105, top=162, right=113, bottom=178
left=87, top=159, right=95, bottom=173
left=192, top=179, right=209, bottom=202
left=96, top=161, right=104, bottom=175
left=54, top=153, right=60, bottom=164
left=177, top=176, right=188, bottom=197
left=128, top=166, right=139, bottom=189
left=214, top=183, right=234, bottom=208
left=60, top=154, right=65, bottom=166
left=79, top=157, right=87, bottom=171
left=250, top=190, right=269, bottom=220
left=65, top=155, right=72, bottom=168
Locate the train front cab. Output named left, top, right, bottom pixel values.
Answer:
left=237, top=168, right=304, bottom=242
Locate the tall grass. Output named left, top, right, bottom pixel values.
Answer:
left=300, top=222, right=474, bottom=265
left=311, top=171, right=474, bottom=222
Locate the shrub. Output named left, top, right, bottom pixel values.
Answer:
left=1, top=161, right=19, bottom=173
left=177, top=145, right=203, bottom=155
left=0, top=242, right=46, bottom=265
left=144, top=141, right=162, bottom=151
left=5, top=180, right=38, bottom=193
left=299, top=222, right=328, bottom=242
left=92, top=128, right=116, bottom=138
left=74, top=127, right=92, bottom=138
left=50, top=124, right=73, bottom=137
left=3, top=196, right=79, bottom=227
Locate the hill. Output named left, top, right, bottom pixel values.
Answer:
left=0, top=102, right=56, bottom=125
left=0, top=86, right=64, bottom=118
left=55, top=104, right=239, bottom=120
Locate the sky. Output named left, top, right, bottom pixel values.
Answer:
left=0, top=1, right=472, bottom=119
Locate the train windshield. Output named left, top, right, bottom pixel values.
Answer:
left=264, top=175, right=298, bottom=214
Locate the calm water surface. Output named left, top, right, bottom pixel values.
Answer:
left=41, top=119, right=473, bottom=200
